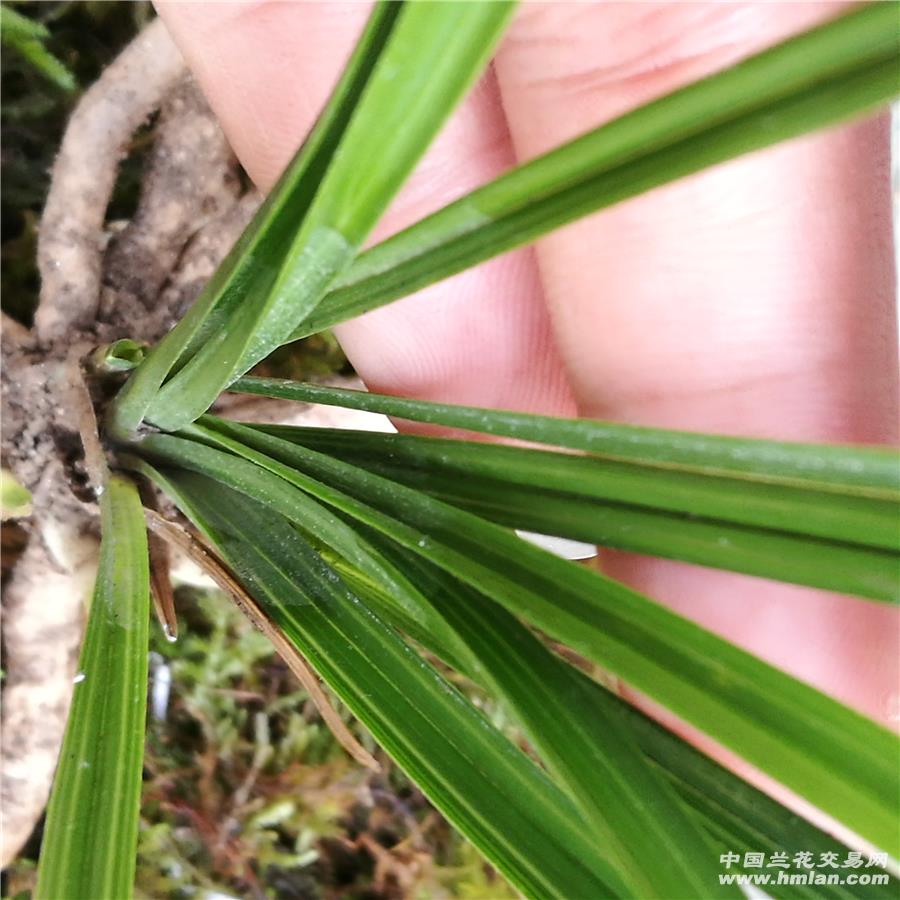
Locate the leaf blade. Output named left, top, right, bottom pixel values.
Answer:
left=140, top=1, right=514, bottom=432
left=229, top=377, right=900, bottom=497
left=316, top=518, right=900, bottom=900
left=130, top=433, right=732, bottom=897
left=107, top=0, right=404, bottom=438
left=178, top=417, right=900, bottom=854
left=145, top=465, right=628, bottom=900
left=265, top=425, right=898, bottom=602
left=35, top=475, right=150, bottom=900
left=287, top=3, right=900, bottom=337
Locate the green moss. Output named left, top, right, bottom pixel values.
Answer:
left=132, top=589, right=512, bottom=899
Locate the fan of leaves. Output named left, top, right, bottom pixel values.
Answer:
left=36, top=4, right=900, bottom=899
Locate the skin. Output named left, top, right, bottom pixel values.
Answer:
left=155, top=1, right=898, bottom=729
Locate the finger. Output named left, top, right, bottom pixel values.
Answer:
left=154, top=1, right=575, bottom=419
left=494, top=2, right=898, bottom=722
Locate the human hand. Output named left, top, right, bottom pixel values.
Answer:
left=155, top=1, right=898, bottom=728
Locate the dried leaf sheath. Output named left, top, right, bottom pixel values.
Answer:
left=143, top=508, right=379, bottom=771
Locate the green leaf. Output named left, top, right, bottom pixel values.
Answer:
left=171, top=417, right=899, bottom=854
left=229, top=377, right=899, bottom=496
left=129, top=430, right=732, bottom=897
left=107, top=1, right=404, bottom=438
left=623, top=702, right=899, bottom=900
left=317, top=523, right=897, bottom=900
left=260, top=425, right=898, bottom=601
left=35, top=475, right=150, bottom=900
left=138, top=464, right=628, bottom=900
left=286, top=2, right=900, bottom=338
left=134, top=431, right=477, bottom=674
left=136, top=428, right=899, bottom=894
left=343, top=540, right=897, bottom=900
left=1, top=4, right=51, bottom=40
left=121, top=1, right=514, bottom=434
left=343, top=542, right=734, bottom=897
left=1, top=5, right=76, bottom=92
left=258, top=426, right=898, bottom=548
left=1, top=467, right=32, bottom=518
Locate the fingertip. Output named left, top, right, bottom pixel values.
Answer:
left=154, top=1, right=371, bottom=189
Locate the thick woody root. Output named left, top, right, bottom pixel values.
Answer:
left=99, top=77, right=243, bottom=330
left=148, top=190, right=261, bottom=336
left=33, top=18, right=185, bottom=345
